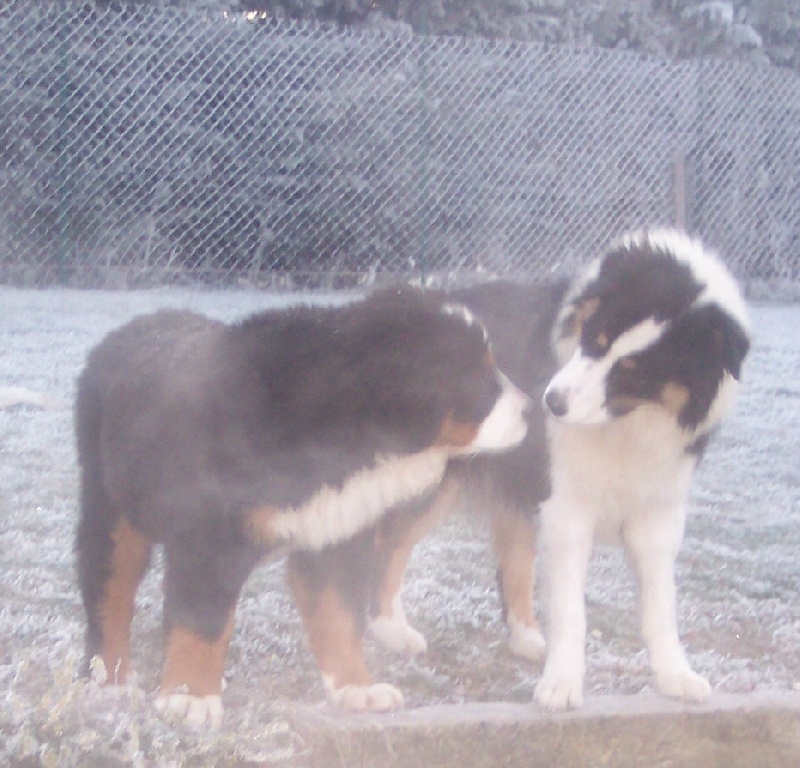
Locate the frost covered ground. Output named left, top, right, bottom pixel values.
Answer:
left=1, top=287, right=799, bottom=765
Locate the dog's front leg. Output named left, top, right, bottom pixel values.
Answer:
left=623, top=509, right=711, bottom=703
left=288, top=529, right=405, bottom=713
left=534, top=497, right=594, bottom=711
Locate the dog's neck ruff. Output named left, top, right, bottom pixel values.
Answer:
left=270, top=449, right=450, bottom=551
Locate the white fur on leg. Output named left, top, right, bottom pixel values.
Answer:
left=534, top=669, right=585, bottom=711
left=622, top=505, right=711, bottom=705
left=369, top=596, right=427, bottom=655
left=655, top=667, right=711, bottom=702
left=155, top=693, right=224, bottom=730
left=322, top=676, right=405, bottom=712
left=370, top=615, right=428, bottom=655
left=534, top=496, right=593, bottom=711
left=507, top=615, right=546, bottom=661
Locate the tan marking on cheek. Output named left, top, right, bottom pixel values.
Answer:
left=288, top=576, right=371, bottom=690
left=98, top=519, right=152, bottom=684
left=160, top=614, right=235, bottom=697
left=433, top=413, right=480, bottom=449
left=245, top=506, right=281, bottom=547
left=661, top=382, right=690, bottom=417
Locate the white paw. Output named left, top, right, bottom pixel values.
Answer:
left=327, top=682, right=405, bottom=713
left=534, top=674, right=584, bottom=711
left=369, top=615, right=428, bottom=656
left=508, top=623, right=546, bottom=661
left=155, top=693, right=224, bottom=729
left=655, top=668, right=711, bottom=703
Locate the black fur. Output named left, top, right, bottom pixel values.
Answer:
left=446, top=280, right=568, bottom=511
left=562, top=244, right=702, bottom=355
left=74, top=286, right=507, bottom=673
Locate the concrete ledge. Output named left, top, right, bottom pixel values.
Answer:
left=288, top=693, right=800, bottom=767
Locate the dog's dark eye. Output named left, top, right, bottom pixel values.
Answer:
left=583, top=330, right=610, bottom=357
left=620, top=357, right=637, bottom=370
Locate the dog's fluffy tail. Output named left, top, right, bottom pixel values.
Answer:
left=0, top=386, right=63, bottom=410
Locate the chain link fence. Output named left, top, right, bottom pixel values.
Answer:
left=1, top=1, right=800, bottom=289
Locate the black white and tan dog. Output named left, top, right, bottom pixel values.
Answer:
left=74, top=286, right=530, bottom=728
left=535, top=228, right=749, bottom=709
left=366, top=228, right=750, bottom=710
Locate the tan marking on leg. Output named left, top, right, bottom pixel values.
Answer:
left=434, top=413, right=480, bottom=450
left=375, top=477, right=461, bottom=619
left=491, top=506, right=539, bottom=633
left=288, top=573, right=371, bottom=690
left=98, top=519, right=152, bottom=684
left=160, top=613, right=235, bottom=697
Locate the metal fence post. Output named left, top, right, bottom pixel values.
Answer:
left=54, top=6, right=74, bottom=284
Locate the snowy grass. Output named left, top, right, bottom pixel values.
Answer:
left=1, top=288, right=799, bottom=764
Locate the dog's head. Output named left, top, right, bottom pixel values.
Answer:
left=357, top=286, right=532, bottom=455
left=543, top=229, right=750, bottom=432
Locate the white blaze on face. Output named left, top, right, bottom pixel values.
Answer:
left=545, top=349, right=610, bottom=424
left=544, top=316, right=665, bottom=425
left=464, top=371, right=530, bottom=452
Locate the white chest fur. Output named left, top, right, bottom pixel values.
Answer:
left=270, top=449, right=449, bottom=551
left=548, top=406, right=697, bottom=539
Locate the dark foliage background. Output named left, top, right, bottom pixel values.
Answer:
left=1, top=1, right=799, bottom=286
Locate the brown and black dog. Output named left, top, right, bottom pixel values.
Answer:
left=74, top=286, right=530, bottom=728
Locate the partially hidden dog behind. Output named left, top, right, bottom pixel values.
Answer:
left=74, top=286, right=530, bottom=728
left=367, top=278, right=566, bottom=662
left=367, top=228, right=750, bottom=710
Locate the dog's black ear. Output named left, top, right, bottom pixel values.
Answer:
left=672, top=303, right=750, bottom=379
left=724, top=317, right=750, bottom=379
left=664, top=304, right=749, bottom=429
left=713, top=308, right=750, bottom=381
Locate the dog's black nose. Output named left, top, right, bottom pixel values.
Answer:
left=543, top=388, right=568, bottom=418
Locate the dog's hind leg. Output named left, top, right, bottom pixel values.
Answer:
left=157, top=612, right=235, bottom=730
left=155, top=531, right=257, bottom=730
left=491, top=504, right=546, bottom=661
left=288, top=529, right=404, bottom=712
left=76, top=378, right=152, bottom=685
left=76, top=512, right=152, bottom=685
left=369, top=477, right=461, bottom=656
